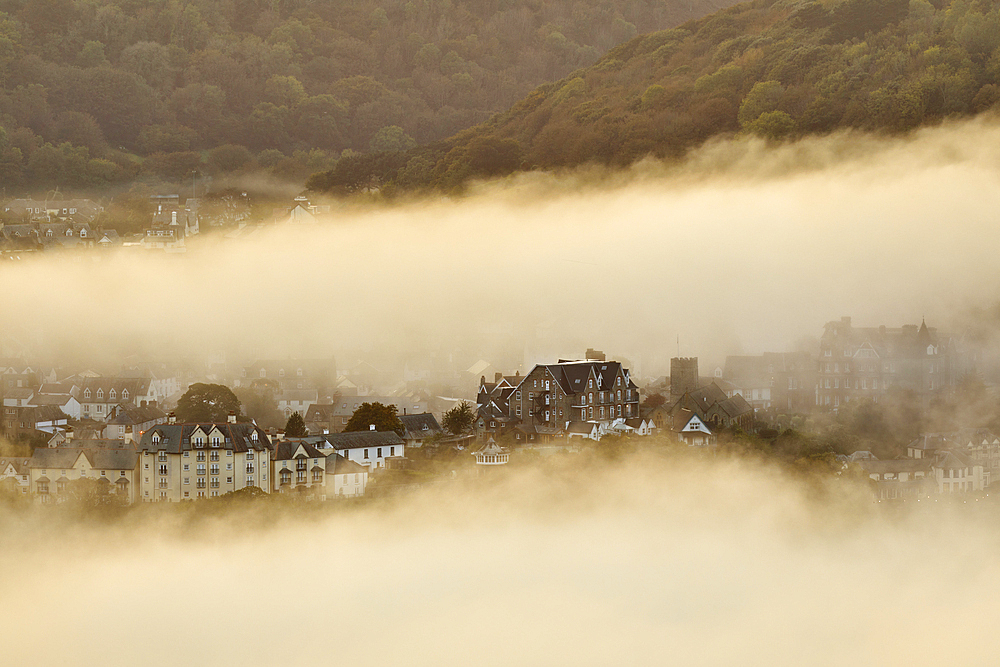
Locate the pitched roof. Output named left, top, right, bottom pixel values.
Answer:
left=137, top=422, right=270, bottom=453
left=320, top=430, right=404, bottom=450
left=272, top=440, right=325, bottom=461
left=399, top=413, right=442, bottom=438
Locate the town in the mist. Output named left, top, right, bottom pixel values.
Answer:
left=3, top=303, right=1000, bottom=504
left=8, top=0, right=1000, bottom=662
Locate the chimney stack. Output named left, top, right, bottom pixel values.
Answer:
left=495, top=372, right=503, bottom=383
left=227, top=411, right=237, bottom=424
left=369, top=424, right=376, bottom=431
left=168, top=412, right=176, bottom=424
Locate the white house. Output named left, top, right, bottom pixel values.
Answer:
left=673, top=409, right=716, bottom=446
left=319, top=430, right=405, bottom=471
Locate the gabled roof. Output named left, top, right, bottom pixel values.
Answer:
left=272, top=440, right=325, bottom=461
left=138, top=422, right=270, bottom=453
left=566, top=421, right=598, bottom=434
left=399, top=413, right=442, bottom=438
left=320, top=430, right=404, bottom=450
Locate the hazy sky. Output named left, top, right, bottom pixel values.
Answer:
left=3, top=117, right=1000, bottom=377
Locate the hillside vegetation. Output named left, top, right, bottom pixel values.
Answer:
left=0, top=0, right=742, bottom=193
left=308, top=0, right=1000, bottom=194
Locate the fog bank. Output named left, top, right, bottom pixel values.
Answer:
left=4, top=118, right=1000, bottom=373
left=0, top=454, right=998, bottom=665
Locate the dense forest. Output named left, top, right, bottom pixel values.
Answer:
left=309, top=0, right=1000, bottom=195
left=0, top=0, right=743, bottom=194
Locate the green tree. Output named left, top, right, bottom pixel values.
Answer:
left=368, top=125, right=417, bottom=153
left=738, top=80, right=785, bottom=127
left=175, top=383, right=242, bottom=423
left=285, top=412, right=307, bottom=437
left=344, top=402, right=403, bottom=434
left=443, top=401, right=475, bottom=435
left=206, top=144, right=254, bottom=174
left=78, top=40, right=108, bottom=68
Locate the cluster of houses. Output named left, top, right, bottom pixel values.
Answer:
left=0, top=192, right=325, bottom=256
left=473, top=353, right=754, bottom=449
left=0, top=313, right=990, bottom=504
left=0, top=356, right=459, bottom=504
left=845, top=429, right=1000, bottom=500
left=0, top=414, right=398, bottom=503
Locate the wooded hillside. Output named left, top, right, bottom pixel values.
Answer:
left=309, top=0, right=1000, bottom=194
left=0, top=0, right=741, bottom=193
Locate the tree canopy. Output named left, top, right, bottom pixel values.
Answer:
left=284, top=412, right=307, bottom=437
left=0, top=0, right=740, bottom=193
left=344, top=402, right=403, bottom=434
left=175, top=383, right=242, bottom=423
left=443, top=401, right=475, bottom=435
left=311, top=0, right=1000, bottom=195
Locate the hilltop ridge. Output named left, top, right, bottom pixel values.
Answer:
left=309, top=0, right=1000, bottom=194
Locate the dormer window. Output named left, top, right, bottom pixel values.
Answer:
left=153, top=433, right=160, bottom=444
left=194, top=436, right=204, bottom=447
left=45, top=229, right=53, bottom=237
left=97, top=389, right=104, bottom=399
left=279, top=369, right=285, bottom=377
left=296, top=368, right=303, bottom=376
left=122, top=389, right=128, bottom=399
left=109, top=389, right=116, bottom=399
left=84, top=389, right=91, bottom=399
left=251, top=431, right=258, bottom=442
left=66, top=229, right=73, bottom=236
left=259, top=369, right=266, bottom=378
left=79, top=229, right=86, bottom=238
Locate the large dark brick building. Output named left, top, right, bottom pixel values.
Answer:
left=476, top=359, right=640, bottom=440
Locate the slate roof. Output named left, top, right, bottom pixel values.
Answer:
left=138, top=422, right=271, bottom=453
left=80, top=378, right=152, bottom=402
left=272, top=440, right=325, bottom=461
left=106, top=402, right=167, bottom=425
left=399, top=413, right=442, bottom=438
left=320, top=430, right=404, bottom=450
left=566, top=421, right=598, bottom=434
left=0, top=457, right=31, bottom=474
left=28, top=447, right=137, bottom=471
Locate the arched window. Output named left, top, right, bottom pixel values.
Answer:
left=122, top=389, right=128, bottom=400
left=109, top=389, right=116, bottom=399
left=84, top=389, right=91, bottom=399
left=97, top=389, right=104, bottom=399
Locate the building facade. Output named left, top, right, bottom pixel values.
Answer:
left=136, top=417, right=272, bottom=502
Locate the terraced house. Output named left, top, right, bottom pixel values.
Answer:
left=27, top=446, right=139, bottom=504
left=136, top=415, right=271, bottom=502
left=271, top=440, right=368, bottom=499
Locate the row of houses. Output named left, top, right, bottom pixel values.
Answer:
left=0, top=416, right=412, bottom=504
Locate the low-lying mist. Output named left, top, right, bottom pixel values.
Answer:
left=1, top=452, right=998, bottom=665
left=5, top=117, right=1000, bottom=373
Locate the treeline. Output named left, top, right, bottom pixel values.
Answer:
left=0, top=0, right=742, bottom=192
left=309, top=0, right=1000, bottom=195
